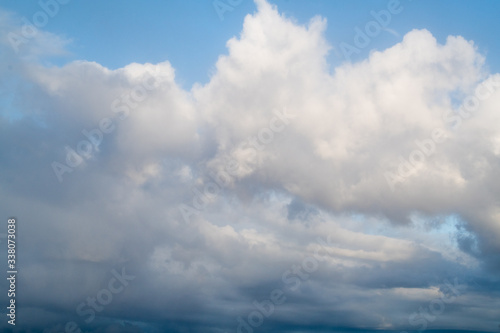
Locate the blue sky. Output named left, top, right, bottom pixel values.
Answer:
left=2, top=0, right=500, bottom=88
left=1, top=1, right=500, bottom=332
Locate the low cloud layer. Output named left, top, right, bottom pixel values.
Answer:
left=0, top=1, right=499, bottom=332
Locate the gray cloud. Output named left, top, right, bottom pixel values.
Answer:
left=0, top=0, right=499, bottom=332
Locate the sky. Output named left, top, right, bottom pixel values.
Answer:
left=0, top=0, right=500, bottom=332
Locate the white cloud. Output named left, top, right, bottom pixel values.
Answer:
left=1, top=1, right=500, bottom=331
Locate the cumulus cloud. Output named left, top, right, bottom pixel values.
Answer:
left=0, top=1, right=499, bottom=332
